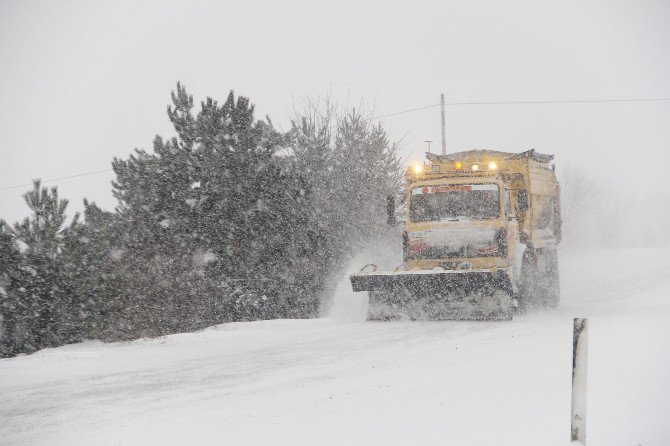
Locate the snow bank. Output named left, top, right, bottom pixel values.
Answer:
left=1, top=248, right=669, bottom=445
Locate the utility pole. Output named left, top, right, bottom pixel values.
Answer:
left=440, top=93, right=447, bottom=155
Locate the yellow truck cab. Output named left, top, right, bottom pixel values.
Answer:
left=350, top=149, right=561, bottom=320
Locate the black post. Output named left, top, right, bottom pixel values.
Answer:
left=387, top=194, right=396, bottom=226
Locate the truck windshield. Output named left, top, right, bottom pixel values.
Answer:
left=410, top=183, right=500, bottom=222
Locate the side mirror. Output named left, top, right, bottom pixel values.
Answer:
left=387, top=194, right=396, bottom=226
left=518, top=189, right=529, bottom=212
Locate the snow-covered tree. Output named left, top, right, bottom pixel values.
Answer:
left=110, top=83, right=326, bottom=332
left=1, top=85, right=405, bottom=356
left=0, top=222, right=22, bottom=356
left=60, top=200, right=123, bottom=340
left=287, top=102, right=403, bottom=305
left=0, top=181, right=77, bottom=353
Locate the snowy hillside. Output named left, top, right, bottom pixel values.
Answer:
left=1, top=248, right=669, bottom=445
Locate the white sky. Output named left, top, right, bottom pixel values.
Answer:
left=1, top=0, right=669, bottom=224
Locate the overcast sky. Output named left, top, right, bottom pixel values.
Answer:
left=1, top=0, right=669, bottom=224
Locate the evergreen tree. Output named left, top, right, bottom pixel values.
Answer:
left=61, top=200, right=123, bottom=341
left=4, top=181, right=76, bottom=352
left=332, top=111, right=403, bottom=245
left=1, top=85, right=405, bottom=356
left=287, top=104, right=403, bottom=306
left=111, top=83, right=322, bottom=332
left=0, top=222, right=22, bottom=356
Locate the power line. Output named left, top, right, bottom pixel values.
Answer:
left=0, top=169, right=112, bottom=192
left=446, top=97, right=670, bottom=106
left=372, top=103, right=440, bottom=119
left=372, top=97, right=670, bottom=119
left=2, top=96, right=669, bottom=192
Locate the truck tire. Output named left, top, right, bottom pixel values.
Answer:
left=519, top=250, right=560, bottom=310
left=518, top=253, right=539, bottom=312
left=542, top=249, right=560, bottom=309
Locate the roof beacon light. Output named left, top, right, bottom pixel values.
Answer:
left=488, top=161, right=498, bottom=170
left=412, top=163, right=424, bottom=174
left=471, top=164, right=479, bottom=171
left=455, top=162, right=463, bottom=170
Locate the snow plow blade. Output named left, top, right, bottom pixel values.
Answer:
left=350, top=268, right=514, bottom=321
left=350, top=270, right=506, bottom=293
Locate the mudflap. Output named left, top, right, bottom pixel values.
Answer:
left=350, top=269, right=514, bottom=321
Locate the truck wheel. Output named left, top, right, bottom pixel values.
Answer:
left=542, top=250, right=560, bottom=309
left=518, top=253, right=538, bottom=312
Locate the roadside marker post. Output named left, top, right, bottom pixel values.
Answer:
left=571, top=318, right=589, bottom=444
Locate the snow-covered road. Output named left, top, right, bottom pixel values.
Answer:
left=1, top=248, right=669, bottom=445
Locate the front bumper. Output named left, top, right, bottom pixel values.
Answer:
left=350, top=268, right=512, bottom=294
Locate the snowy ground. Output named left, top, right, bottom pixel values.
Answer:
left=1, top=248, right=669, bottom=445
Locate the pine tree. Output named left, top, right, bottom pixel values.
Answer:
left=2, top=85, right=404, bottom=355
left=331, top=110, right=403, bottom=243
left=5, top=181, right=76, bottom=351
left=61, top=200, right=123, bottom=341
left=111, top=83, right=319, bottom=331
left=0, top=222, right=22, bottom=356
left=287, top=104, right=403, bottom=308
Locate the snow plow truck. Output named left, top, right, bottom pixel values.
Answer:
left=350, top=149, right=562, bottom=321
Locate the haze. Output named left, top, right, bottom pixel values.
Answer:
left=1, top=0, right=669, bottom=225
